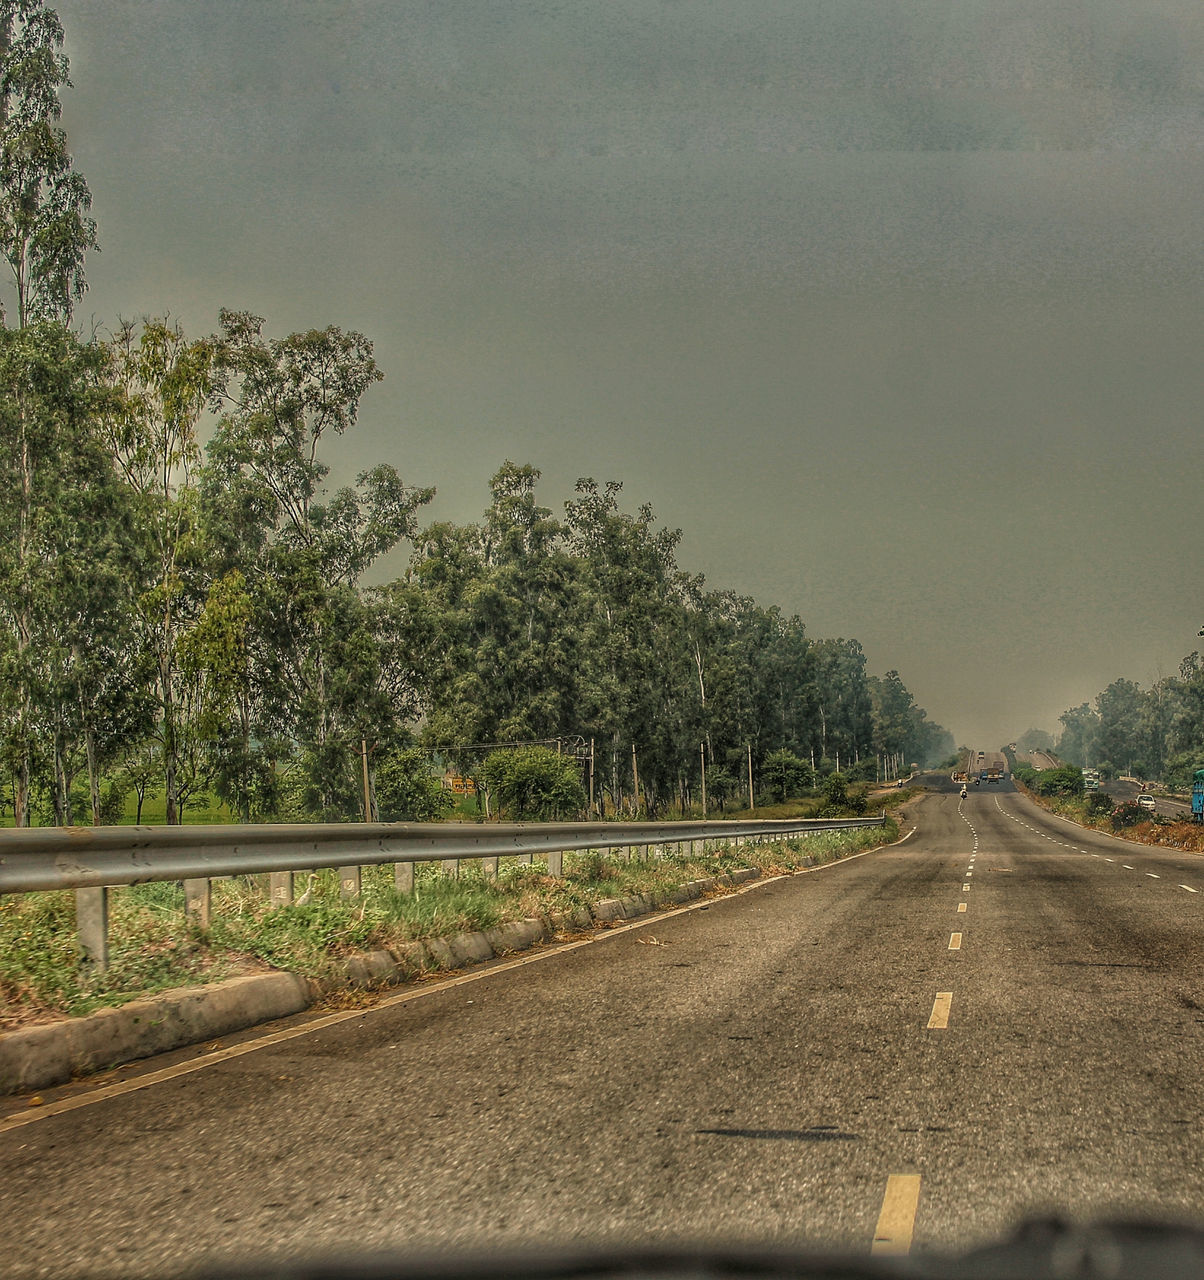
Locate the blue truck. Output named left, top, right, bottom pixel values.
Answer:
left=1193, top=769, right=1204, bottom=823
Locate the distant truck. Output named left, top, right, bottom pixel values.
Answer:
left=1193, top=769, right=1204, bottom=823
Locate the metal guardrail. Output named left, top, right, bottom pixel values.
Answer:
left=0, top=813, right=887, bottom=969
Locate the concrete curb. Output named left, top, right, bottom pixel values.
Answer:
left=0, top=972, right=311, bottom=1095
left=0, top=869, right=758, bottom=1095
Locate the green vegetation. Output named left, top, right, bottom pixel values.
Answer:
left=1, top=822, right=896, bottom=1027
left=479, top=746, right=585, bottom=820
left=374, top=748, right=455, bottom=823
left=0, top=5, right=955, bottom=832
left=1051, top=663, right=1204, bottom=789
left=1012, top=773, right=1204, bottom=849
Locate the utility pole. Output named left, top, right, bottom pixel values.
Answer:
left=700, top=741, right=707, bottom=817
left=747, top=742, right=754, bottom=811
left=589, top=737, right=595, bottom=817
left=632, top=743, right=641, bottom=815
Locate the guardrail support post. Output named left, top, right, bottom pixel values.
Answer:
left=270, top=871, right=294, bottom=906
left=482, top=857, right=498, bottom=880
left=547, top=850, right=563, bottom=877
left=184, top=878, right=211, bottom=929
left=75, top=887, right=109, bottom=971
left=339, top=867, right=362, bottom=900
left=394, top=861, right=414, bottom=894
left=446, top=859, right=459, bottom=879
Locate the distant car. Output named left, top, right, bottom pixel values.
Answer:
left=1137, top=794, right=1156, bottom=811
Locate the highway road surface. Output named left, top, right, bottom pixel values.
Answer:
left=1103, top=778, right=1192, bottom=820
left=5, top=775, right=1204, bottom=1276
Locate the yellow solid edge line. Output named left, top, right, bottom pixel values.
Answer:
left=948, top=933, right=962, bottom=950
left=4, top=824, right=919, bottom=1133
left=927, top=991, right=952, bottom=1029
left=871, top=1173, right=922, bottom=1256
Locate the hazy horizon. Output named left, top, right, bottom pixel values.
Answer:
left=48, top=0, right=1204, bottom=749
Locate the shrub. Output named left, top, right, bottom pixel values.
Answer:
left=481, top=746, right=585, bottom=820
left=820, top=772, right=866, bottom=815
left=375, top=748, right=454, bottom=822
left=761, top=749, right=810, bottom=803
left=845, top=758, right=878, bottom=782
left=1111, top=802, right=1146, bottom=830
left=1035, top=766, right=1084, bottom=798
left=1085, top=791, right=1115, bottom=817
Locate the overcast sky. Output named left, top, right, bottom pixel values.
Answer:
left=48, top=0, right=1204, bottom=748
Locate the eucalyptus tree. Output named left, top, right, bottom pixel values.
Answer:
left=104, top=318, right=215, bottom=823
left=868, top=668, right=917, bottom=772
left=0, top=0, right=97, bottom=329
left=206, top=310, right=432, bottom=818
left=0, top=321, right=120, bottom=823
left=474, top=461, right=579, bottom=740
left=388, top=462, right=580, bottom=785
left=1094, top=678, right=1151, bottom=777
left=563, top=478, right=687, bottom=812
left=1056, top=702, right=1100, bottom=768
left=810, top=637, right=873, bottom=770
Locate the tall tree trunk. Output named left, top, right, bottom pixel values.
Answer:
left=14, top=388, right=32, bottom=826
left=52, top=728, right=67, bottom=825
left=14, top=756, right=30, bottom=828
left=85, top=727, right=101, bottom=824
left=159, top=580, right=180, bottom=823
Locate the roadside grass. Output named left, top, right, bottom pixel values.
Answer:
left=0, top=790, right=235, bottom=828
left=0, top=818, right=897, bottom=1029
left=723, top=785, right=920, bottom=822
left=1013, top=783, right=1204, bottom=854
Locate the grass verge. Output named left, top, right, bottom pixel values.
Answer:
left=0, top=818, right=898, bottom=1030
left=1014, top=783, right=1204, bottom=854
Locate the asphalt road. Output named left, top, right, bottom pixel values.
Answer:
left=1103, top=778, right=1191, bottom=820
left=5, top=778, right=1204, bottom=1276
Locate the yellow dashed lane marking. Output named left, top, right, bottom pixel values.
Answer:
left=927, top=992, right=953, bottom=1029
left=871, top=1174, right=922, bottom=1257
left=957, top=903, right=967, bottom=913
left=948, top=933, right=962, bottom=950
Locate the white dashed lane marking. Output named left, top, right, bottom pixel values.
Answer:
left=994, top=796, right=1202, bottom=900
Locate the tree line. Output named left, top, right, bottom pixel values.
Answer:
left=0, top=1, right=953, bottom=826
left=1029, top=655, right=1204, bottom=790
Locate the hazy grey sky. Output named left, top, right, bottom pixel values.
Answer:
left=50, top=0, right=1204, bottom=747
